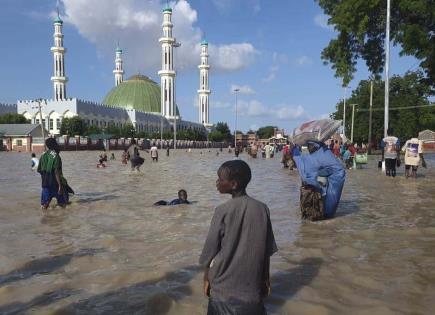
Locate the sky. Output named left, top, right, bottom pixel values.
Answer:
left=0, top=0, right=418, bottom=133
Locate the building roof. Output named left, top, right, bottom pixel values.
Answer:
left=0, top=124, right=42, bottom=136
left=103, top=75, right=179, bottom=115
left=201, top=39, right=208, bottom=46
left=163, top=7, right=172, bottom=13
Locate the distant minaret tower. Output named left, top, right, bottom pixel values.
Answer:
left=50, top=10, right=68, bottom=101
left=158, top=5, right=177, bottom=119
left=113, top=44, right=124, bottom=86
left=198, top=40, right=211, bottom=127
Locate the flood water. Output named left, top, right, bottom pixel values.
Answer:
left=0, top=149, right=434, bottom=315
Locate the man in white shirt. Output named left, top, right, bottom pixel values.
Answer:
left=401, top=137, right=427, bottom=178
left=381, top=128, right=400, bottom=177
left=150, top=145, right=158, bottom=162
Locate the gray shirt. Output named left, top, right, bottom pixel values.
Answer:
left=199, top=195, right=278, bottom=303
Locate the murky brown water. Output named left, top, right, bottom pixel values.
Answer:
left=0, top=149, right=434, bottom=315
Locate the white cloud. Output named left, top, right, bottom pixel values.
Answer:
left=212, top=101, right=232, bottom=109
left=237, top=100, right=307, bottom=121
left=60, top=0, right=257, bottom=75
left=295, top=55, right=313, bottom=66
left=263, top=52, right=287, bottom=83
left=314, top=13, right=333, bottom=30
left=231, top=84, right=256, bottom=95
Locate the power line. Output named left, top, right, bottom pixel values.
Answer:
left=357, top=103, right=435, bottom=112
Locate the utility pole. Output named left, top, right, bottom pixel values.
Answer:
left=350, top=104, right=357, bottom=143
left=343, top=86, right=347, bottom=140
left=36, top=99, right=45, bottom=141
left=368, top=80, right=373, bottom=154
left=384, top=0, right=391, bottom=137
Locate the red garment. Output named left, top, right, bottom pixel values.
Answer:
left=333, top=144, right=340, bottom=157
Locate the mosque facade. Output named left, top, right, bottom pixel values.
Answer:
left=7, top=5, right=211, bottom=136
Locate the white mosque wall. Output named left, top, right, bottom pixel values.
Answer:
left=14, top=97, right=207, bottom=137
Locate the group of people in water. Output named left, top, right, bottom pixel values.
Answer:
left=29, top=132, right=430, bottom=315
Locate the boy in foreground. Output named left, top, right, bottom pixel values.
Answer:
left=200, top=160, right=277, bottom=315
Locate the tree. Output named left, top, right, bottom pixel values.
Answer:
left=214, top=122, right=232, bottom=142
left=119, top=123, right=136, bottom=138
left=60, top=116, right=86, bottom=136
left=208, top=130, right=224, bottom=142
left=330, top=71, right=435, bottom=144
left=105, top=123, right=121, bottom=138
left=85, top=125, right=102, bottom=136
left=257, top=126, right=277, bottom=139
left=0, top=113, right=29, bottom=124
left=317, top=0, right=435, bottom=90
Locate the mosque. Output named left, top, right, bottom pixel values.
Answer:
left=4, top=5, right=212, bottom=136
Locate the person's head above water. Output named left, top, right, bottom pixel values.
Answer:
left=217, top=160, right=251, bottom=196
left=45, top=138, right=58, bottom=151
left=178, top=189, right=188, bottom=201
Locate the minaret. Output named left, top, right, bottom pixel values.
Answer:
left=158, top=6, right=177, bottom=119
left=50, top=12, right=68, bottom=101
left=113, top=44, right=124, bottom=86
left=198, top=40, right=211, bottom=127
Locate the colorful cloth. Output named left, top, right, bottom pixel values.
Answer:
left=294, top=143, right=345, bottom=218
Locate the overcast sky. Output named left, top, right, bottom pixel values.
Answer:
left=0, top=0, right=417, bottom=132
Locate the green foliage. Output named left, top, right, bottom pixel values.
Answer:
left=60, top=116, right=87, bottom=136
left=105, top=123, right=121, bottom=138
left=208, top=130, right=224, bottom=142
left=214, top=122, right=232, bottom=141
left=119, top=124, right=136, bottom=138
left=317, top=0, right=435, bottom=90
left=85, top=125, right=102, bottom=136
left=331, top=71, right=435, bottom=144
left=257, top=126, right=277, bottom=139
left=177, top=129, right=207, bottom=141
left=0, top=113, right=29, bottom=124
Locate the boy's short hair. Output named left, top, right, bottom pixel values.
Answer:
left=45, top=138, right=58, bottom=150
left=178, top=189, right=187, bottom=197
left=218, top=160, right=252, bottom=189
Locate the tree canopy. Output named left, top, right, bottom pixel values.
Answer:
left=257, top=126, right=277, bottom=139
left=330, top=71, right=435, bottom=144
left=0, top=113, right=29, bottom=124
left=317, top=0, right=435, bottom=91
left=214, top=122, right=232, bottom=142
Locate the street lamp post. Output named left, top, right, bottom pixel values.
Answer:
left=34, top=99, right=46, bottom=141
left=350, top=103, right=358, bottom=143
left=233, top=88, right=240, bottom=149
left=160, top=116, right=163, bottom=149
left=384, top=0, right=391, bottom=137
left=173, top=114, right=177, bottom=149
left=343, top=86, right=347, bottom=140
left=368, top=80, right=374, bottom=154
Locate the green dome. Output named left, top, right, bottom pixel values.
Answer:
left=163, top=7, right=172, bottom=13
left=54, top=15, right=63, bottom=24
left=201, top=39, right=208, bottom=45
left=103, top=75, right=161, bottom=113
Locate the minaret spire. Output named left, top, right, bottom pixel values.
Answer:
left=50, top=7, right=68, bottom=101
left=158, top=5, right=177, bottom=119
left=113, top=43, right=124, bottom=86
left=198, top=39, right=211, bottom=127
